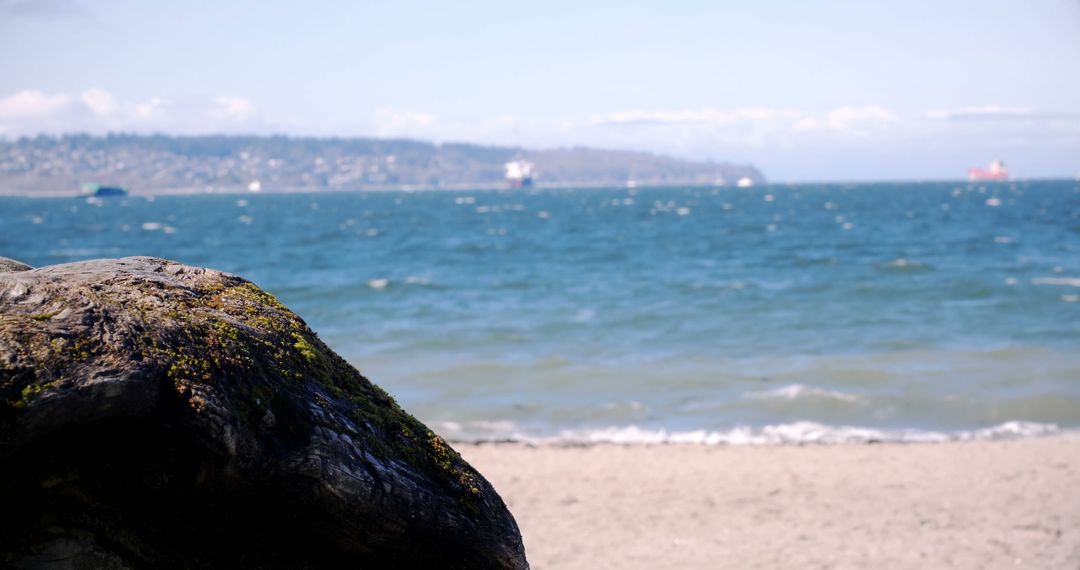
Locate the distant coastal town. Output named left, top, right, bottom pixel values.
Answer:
left=0, top=134, right=765, bottom=196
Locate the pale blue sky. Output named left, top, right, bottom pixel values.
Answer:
left=2, top=0, right=1079, bottom=181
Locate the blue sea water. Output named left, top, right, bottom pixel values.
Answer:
left=3, top=181, right=1079, bottom=443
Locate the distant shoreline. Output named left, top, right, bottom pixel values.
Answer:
left=0, top=133, right=765, bottom=197
left=1, top=177, right=1073, bottom=199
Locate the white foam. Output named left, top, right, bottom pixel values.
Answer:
left=558, top=421, right=1059, bottom=445
left=443, top=421, right=1062, bottom=446
left=744, top=384, right=863, bottom=404
left=368, top=278, right=389, bottom=290
left=573, top=308, right=596, bottom=322
left=883, top=258, right=930, bottom=271
left=1032, top=277, right=1080, bottom=288
left=603, top=401, right=646, bottom=412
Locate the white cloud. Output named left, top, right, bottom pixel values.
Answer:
left=80, top=88, right=117, bottom=116
left=215, top=96, right=255, bottom=120
left=0, top=89, right=269, bottom=136
left=576, top=105, right=901, bottom=150
left=133, top=96, right=168, bottom=120
left=826, top=105, right=897, bottom=131
left=373, top=108, right=438, bottom=138
left=924, top=105, right=1034, bottom=121
left=0, top=90, right=72, bottom=119
left=587, top=107, right=804, bottom=127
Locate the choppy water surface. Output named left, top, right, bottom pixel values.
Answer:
left=3, top=181, right=1079, bottom=443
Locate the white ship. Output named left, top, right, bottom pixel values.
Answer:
left=504, top=159, right=535, bottom=188
left=736, top=176, right=754, bottom=188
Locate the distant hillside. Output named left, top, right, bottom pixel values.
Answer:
left=0, top=134, right=765, bottom=195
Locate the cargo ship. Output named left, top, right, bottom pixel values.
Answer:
left=967, top=160, right=1008, bottom=182
left=504, top=159, right=535, bottom=188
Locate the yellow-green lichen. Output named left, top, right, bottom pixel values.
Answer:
left=19, top=379, right=61, bottom=405
left=291, top=332, right=317, bottom=363
left=225, top=282, right=289, bottom=312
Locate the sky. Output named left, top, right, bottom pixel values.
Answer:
left=1, top=0, right=1078, bottom=181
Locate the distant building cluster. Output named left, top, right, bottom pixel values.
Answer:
left=0, top=134, right=764, bottom=195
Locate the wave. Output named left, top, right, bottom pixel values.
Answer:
left=743, top=383, right=864, bottom=404
left=1031, top=277, right=1080, bottom=288
left=880, top=258, right=933, bottom=272
left=439, top=420, right=1063, bottom=446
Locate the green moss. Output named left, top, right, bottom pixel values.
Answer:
left=291, top=332, right=317, bottom=363
left=20, top=383, right=44, bottom=401
left=28, top=310, right=61, bottom=321
left=19, top=380, right=61, bottom=405
left=226, top=282, right=289, bottom=312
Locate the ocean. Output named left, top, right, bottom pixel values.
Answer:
left=3, top=181, right=1079, bottom=444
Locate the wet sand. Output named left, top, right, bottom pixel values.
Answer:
left=459, top=435, right=1080, bottom=569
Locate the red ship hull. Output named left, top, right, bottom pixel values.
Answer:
left=967, top=168, right=1008, bottom=181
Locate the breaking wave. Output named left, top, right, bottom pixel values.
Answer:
left=439, top=420, right=1063, bottom=446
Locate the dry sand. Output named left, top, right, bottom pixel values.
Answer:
left=459, top=435, right=1080, bottom=569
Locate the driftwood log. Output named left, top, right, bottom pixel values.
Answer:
left=0, top=256, right=527, bottom=569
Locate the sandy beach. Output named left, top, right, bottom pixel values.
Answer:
left=459, top=435, right=1080, bottom=569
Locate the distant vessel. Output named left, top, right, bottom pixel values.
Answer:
left=968, top=160, right=1008, bottom=181
left=736, top=177, right=754, bottom=188
left=81, top=184, right=128, bottom=197
left=504, top=159, right=535, bottom=188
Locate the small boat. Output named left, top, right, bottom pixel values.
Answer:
left=81, top=184, right=129, bottom=197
